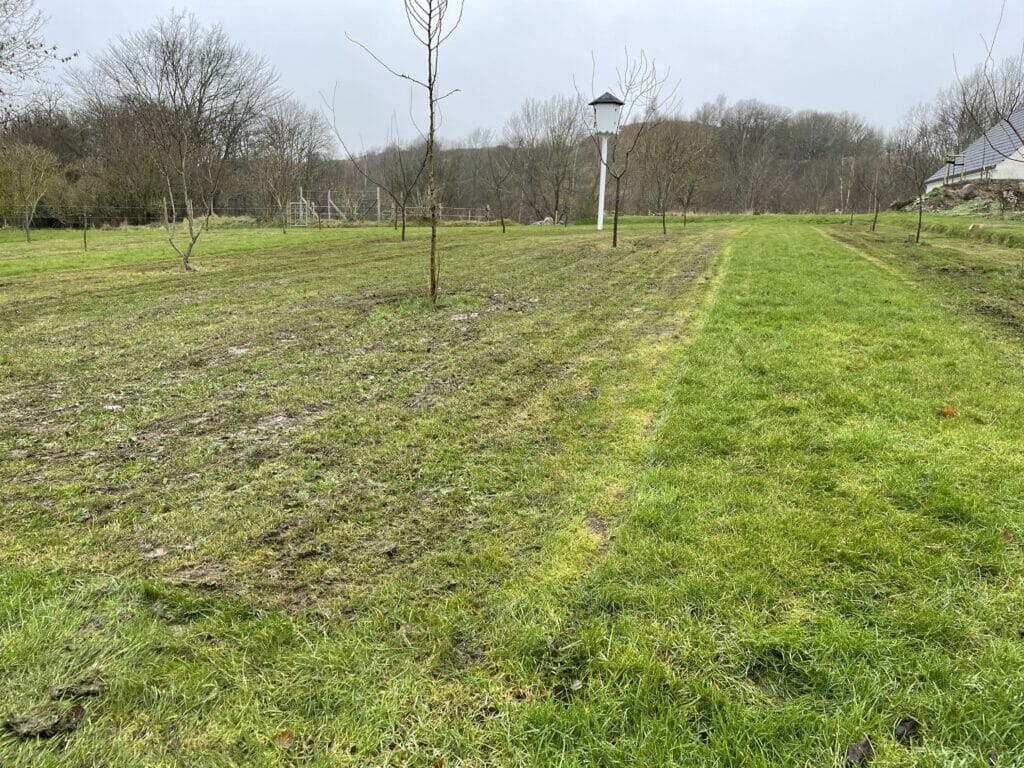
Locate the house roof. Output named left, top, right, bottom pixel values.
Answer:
left=589, top=92, right=625, bottom=107
left=927, top=109, right=1024, bottom=184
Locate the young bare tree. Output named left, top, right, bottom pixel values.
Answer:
left=381, top=128, right=428, bottom=240
left=343, top=0, right=463, bottom=304
left=254, top=99, right=331, bottom=233
left=74, top=12, right=278, bottom=270
left=56, top=158, right=103, bottom=250
left=0, top=140, right=59, bottom=241
left=589, top=50, right=676, bottom=247
left=486, top=141, right=518, bottom=234
left=891, top=107, right=943, bottom=244
left=839, top=156, right=856, bottom=223
left=865, top=151, right=900, bottom=233
left=678, top=123, right=717, bottom=228
left=845, top=146, right=897, bottom=232
left=638, top=118, right=715, bottom=232
left=325, top=109, right=427, bottom=242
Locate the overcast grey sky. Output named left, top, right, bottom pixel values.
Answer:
left=41, top=0, right=1024, bottom=150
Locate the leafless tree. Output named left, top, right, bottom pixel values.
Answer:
left=0, top=0, right=73, bottom=123
left=946, top=0, right=1024, bottom=160
left=483, top=131, right=519, bottom=234
left=718, top=99, right=792, bottom=214
left=866, top=150, right=900, bottom=233
left=55, top=158, right=103, bottom=250
left=324, top=105, right=427, bottom=241
left=0, top=139, right=59, bottom=240
left=839, top=156, right=856, bottom=223
left=74, top=12, right=278, bottom=270
left=506, top=95, right=586, bottom=224
left=637, top=118, right=715, bottom=232
left=845, top=146, right=898, bottom=232
left=381, top=125, right=429, bottom=240
left=254, top=99, right=331, bottom=232
left=891, top=106, right=944, bottom=244
left=587, top=49, right=677, bottom=247
left=343, top=0, right=463, bottom=304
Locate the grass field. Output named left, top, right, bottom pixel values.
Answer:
left=1, top=216, right=1023, bottom=766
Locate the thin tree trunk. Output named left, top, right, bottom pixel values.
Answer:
left=429, top=188, right=438, bottom=303
left=871, top=194, right=879, bottom=232
left=612, top=176, right=622, bottom=248
left=182, top=199, right=197, bottom=272
left=426, top=22, right=439, bottom=305
left=661, top=208, right=667, bottom=235
left=23, top=208, right=30, bottom=243
left=83, top=212, right=89, bottom=251
left=401, top=205, right=407, bottom=241
left=916, top=196, right=923, bottom=244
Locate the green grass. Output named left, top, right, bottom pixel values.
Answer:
left=869, top=209, right=1024, bottom=251
left=829, top=215, right=1024, bottom=339
left=2, top=216, right=1023, bottom=766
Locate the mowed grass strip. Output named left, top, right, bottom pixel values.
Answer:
left=0, top=221, right=733, bottom=765
left=492, top=222, right=1024, bottom=766
left=826, top=215, right=1024, bottom=347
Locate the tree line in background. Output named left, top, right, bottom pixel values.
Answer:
left=4, top=6, right=1024, bottom=252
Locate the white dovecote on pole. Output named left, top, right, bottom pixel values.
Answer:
left=589, top=92, right=624, bottom=231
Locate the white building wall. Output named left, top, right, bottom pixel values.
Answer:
left=989, top=147, right=1024, bottom=180
left=925, top=147, right=1024, bottom=192
left=926, top=171, right=984, bottom=193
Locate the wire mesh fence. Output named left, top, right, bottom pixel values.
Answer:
left=0, top=201, right=500, bottom=232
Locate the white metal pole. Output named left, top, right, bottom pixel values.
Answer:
left=597, top=135, right=608, bottom=231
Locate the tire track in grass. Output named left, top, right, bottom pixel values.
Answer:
left=643, top=231, right=742, bottom=456
left=465, top=227, right=742, bottom=761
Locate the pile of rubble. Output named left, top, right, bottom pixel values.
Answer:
left=903, top=180, right=1024, bottom=215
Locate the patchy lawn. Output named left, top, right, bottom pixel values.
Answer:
left=2, top=217, right=1023, bottom=766
left=1, top=220, right=732, bottom=765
